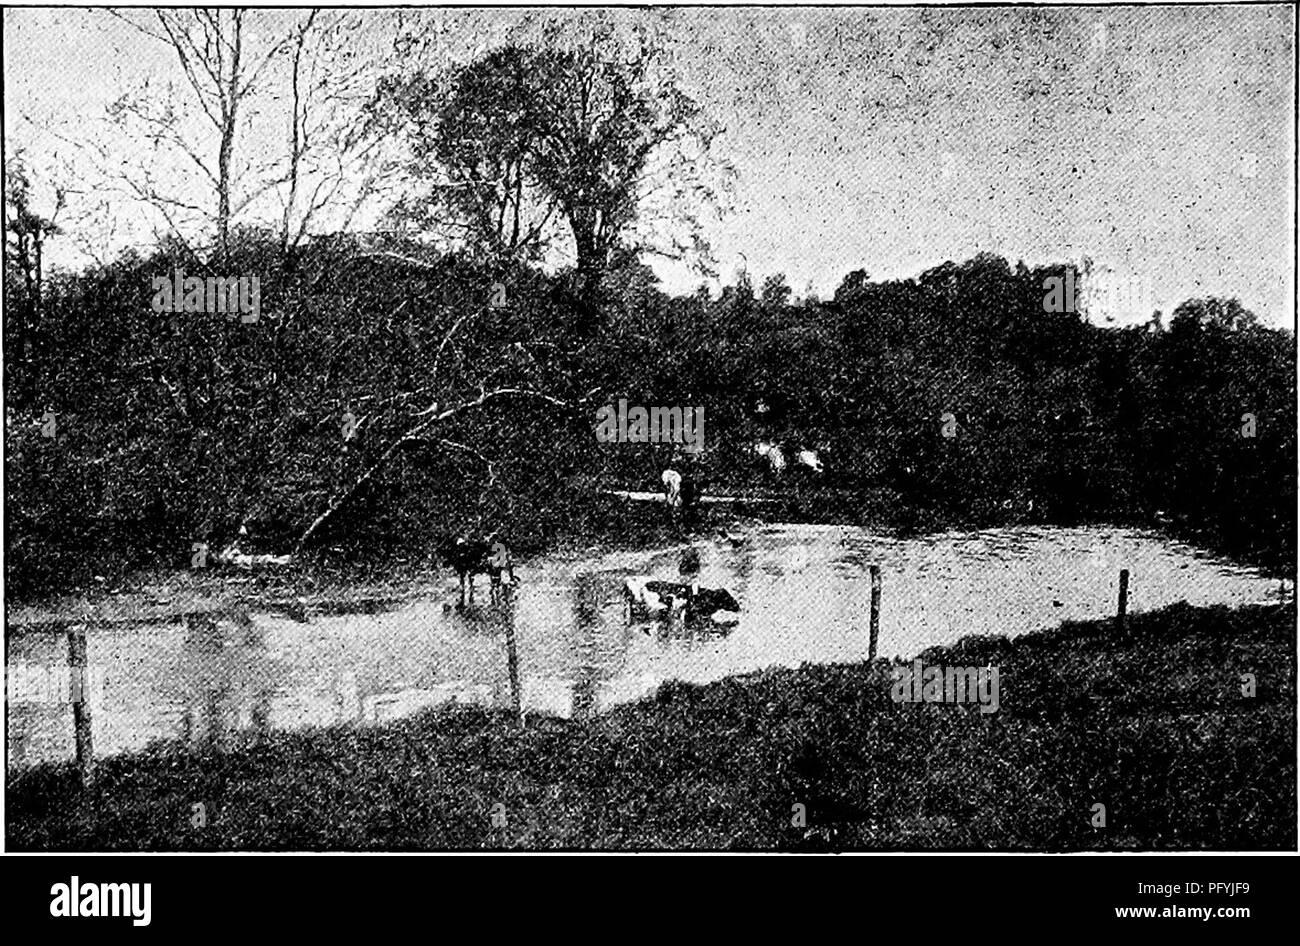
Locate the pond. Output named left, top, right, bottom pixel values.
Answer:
left=6, top=524, right=1284, bottom=769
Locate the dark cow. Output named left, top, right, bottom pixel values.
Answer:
left=439, top=535, right=492, bottom=607
left=688, top=587, right=740, bottom=620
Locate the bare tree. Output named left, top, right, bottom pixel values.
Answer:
left=104, top=9, right=296, bottom=261
left=277, top=10, right=390, bottom=261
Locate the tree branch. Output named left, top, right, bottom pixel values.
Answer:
left=293, top=387, right=570, bottom=554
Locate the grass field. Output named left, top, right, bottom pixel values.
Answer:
left=8, top=601, right=1294, bottom=851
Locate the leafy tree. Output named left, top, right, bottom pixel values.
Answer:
left=761, top=273, right=792, bottom=309
left=373, top=27, right=730, bottom=299
left=373, top=47, right=559, bottom=264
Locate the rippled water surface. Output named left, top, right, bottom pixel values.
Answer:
left=8, top=525, right=1284, bottom=768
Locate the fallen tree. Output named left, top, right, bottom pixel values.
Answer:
left=291, top=385, right=572, bottom=555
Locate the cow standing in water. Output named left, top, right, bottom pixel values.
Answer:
left=754, top=441, right=824, bottom=477
left=753, top=441, right=787, bottom=474
left=796, top=448, right=824, bottom=474
left=441, top=534, right=491, bottom=608
left=441, top=531, right=518, bottom=608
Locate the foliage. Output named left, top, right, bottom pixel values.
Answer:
left=5, top=241, right=1293, bottom=601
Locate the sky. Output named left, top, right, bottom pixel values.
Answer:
left=4, top=4, right=1295, bottom=328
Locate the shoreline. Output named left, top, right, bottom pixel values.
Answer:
left=8, top=600, right=1294, bottom=851
left=7, top=491, right=1287, bottom=628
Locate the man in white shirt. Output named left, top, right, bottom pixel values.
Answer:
left=662, top=468, right=683, bottom=512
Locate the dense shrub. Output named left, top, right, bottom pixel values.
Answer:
left=4, top=241, right=1294, bottom=601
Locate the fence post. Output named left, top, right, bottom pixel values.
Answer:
left=869, top=565, right=882, bottom=661
left=66, top=623, right=94, bottom=788
left=1117, top=569, right=1130, bottom=634
left=502, top=610, right=523, bottom=726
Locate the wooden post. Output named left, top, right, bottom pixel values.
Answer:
left=1117, top=569, right=1129, bottom=634
left=869, top=565, right=882, bottom=661
left=66, top=624, right=94, bottom=787
left=502, top=611, right=523, bottom=726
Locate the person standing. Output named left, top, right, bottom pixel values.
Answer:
left=662, top=467, right=683, bottom=516
left=488, top=532, right=513, bottom=605
left=679, top=546, right=701, bottom=595
left=672, top=546, right=701, bottom=626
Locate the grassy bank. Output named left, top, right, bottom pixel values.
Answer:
left=8, top=601, right=1294, bottom=851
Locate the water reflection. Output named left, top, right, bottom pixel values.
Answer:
left=177, top=608, right=275, bottom=749
left=571, top=572, right=600, bottom=721
left=501, top=586, right=523, bottom=722
left=6, top=525, right=1286, bottom=769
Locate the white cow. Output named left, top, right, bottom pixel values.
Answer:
left=622, top=576, right=689, bottom=623
left=796, top=449, right=824, bottom=473
left=753, top=441, right=787, bottom=473
left=755, top=441, right=824, bottom=475
left=622, top=576, right=740, bottom=626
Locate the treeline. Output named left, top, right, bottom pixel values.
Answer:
left=601, top=252, right=1294, bottom=567
left=9, top=22, right=1290, bottom=601
left=4, top=240, right=1294, bottom=602
left=5, top=233, right=589, bottom=600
